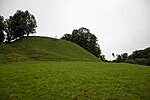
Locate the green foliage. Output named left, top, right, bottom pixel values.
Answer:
left=0, top=61, right=150, bottom=99
left=61, top=27, right=101, bottom=58
left=115, top=53, right=128, bottom=63
left=127, top=47, right=150, bottom=66
left=147, top=58, right=150, bottom=66
left=0, top=36, right=99, bottom=63
left=116, top=55, right=122, bottom=62
left=129, top=47, right=150, bottom=59
left=135, top=58, right=147, bottom=65
left=125, top=59, right=137, bottom=64
left=112, top=53, right=115, bottom=58
left=5, top=10, right=37, bottom=42
left=0, top=16, right=5, bottom=42
left=121, top=53, right=128, bottom=61
left=0, top=30, right=4, bottom=43
left=61, top=33, right=72, bottom=41
left=100, top=55, right=106, bottom=61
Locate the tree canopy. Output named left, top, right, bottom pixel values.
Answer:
left=4, top=10, right=37, bottom=42
left=128, top=47, right=150, bottom=59
left=0, top=16, right=5, bottom=42
left=126, top=47, right=150, bottom=66
left=114, top=47, right=150, bottom=66
left=115, top=53, right=128, bottom=62
left=61, top=27, right=101, bottom=58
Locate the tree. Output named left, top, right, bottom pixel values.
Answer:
left=115, top=53, right=128, bottom=63
left=147, top=58, right=150, bottom=66
left=0, top=30, right=4, bottom=43
left=121, top=53, right=128, bottom=61
left=116, top=55, right=122, bottom=62
left=5, top=10, right=37, bottom=42
left=129, top=47, right=150, bottom=59
left=0, top=16, right=5, bottom=42
left=100, top=55, right=107, bottom=61
left=125, top=59, right=136, bottom=64
left=135, top=58, right=147, bottom=65
left=112, top=53, right=115, bottom=58
left=61, top=33, right=72, bottom=41
left=127, top=47, right=150, bottom=66
left=61, top=27, right=101, bottom=58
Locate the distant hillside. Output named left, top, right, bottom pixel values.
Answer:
left=0, top=36, right=99, bottom=63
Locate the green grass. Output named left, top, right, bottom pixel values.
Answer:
left=0, top=36, right=99, bottom=63
left=0, top=61, right=150, bottom=99
left=0, top=36, right=150, bottom=99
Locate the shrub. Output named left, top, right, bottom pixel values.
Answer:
left=147, top=58, right=150, bottom=66
left=135, top=58, right=147, bottom=65
left=125, top=59, right=137, bottom=64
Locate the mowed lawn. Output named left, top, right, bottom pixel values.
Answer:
left=0, top=61, right=150, bottom=99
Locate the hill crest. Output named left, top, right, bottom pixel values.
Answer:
left=0, top=36, right=99, bottom=63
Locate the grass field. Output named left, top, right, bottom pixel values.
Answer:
left=0, top=61, right=150, bottom=99
left=0, top=36, right=150, bottom=99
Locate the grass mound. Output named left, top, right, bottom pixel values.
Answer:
left=0, top=36, right=99, bottom=63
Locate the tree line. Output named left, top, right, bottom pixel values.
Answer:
left=112, top=47, right=150, bottom=66
left=0, top=10, right=37, bottom=43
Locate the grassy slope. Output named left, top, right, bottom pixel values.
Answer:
left=0, top=36, right=99, bottom=63
left=0, top=36, right=150, bottom=99
left=0, top=61, right=150, bottom=99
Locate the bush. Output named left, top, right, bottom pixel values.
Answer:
left=135, top=58, right=147, bottom=65
left=125, top=59, right=137, bottom=64
left=147, top=58, right=150, bottom=66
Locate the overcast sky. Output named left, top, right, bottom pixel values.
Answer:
left=0, top=0, right=150, bottom=60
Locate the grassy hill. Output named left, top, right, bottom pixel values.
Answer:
left=0, top=36, right=99, bottom=63
left=0, top=36, right=150, bottom=99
